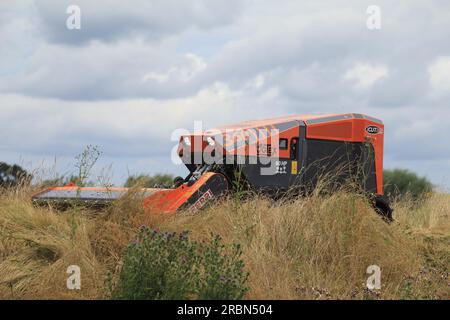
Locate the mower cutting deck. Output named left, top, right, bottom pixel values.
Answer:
left=32, top=171, right=229, bottom=214
left=32, top=185, right=159, bottom=208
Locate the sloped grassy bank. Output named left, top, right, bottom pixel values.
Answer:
left=0, top=188, right=448, bottom=299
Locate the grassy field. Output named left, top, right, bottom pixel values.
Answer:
left=0, top=187, right=448, bottom=299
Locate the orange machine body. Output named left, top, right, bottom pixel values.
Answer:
left=178, top=113, right=385, bottom=195
left=143, top=172, right=228, bottom=214
left=32, top=113, right=389, bottom=218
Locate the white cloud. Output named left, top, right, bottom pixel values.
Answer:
left=344, top=63, right=389, bottom=89
left=0, top=39, right=209, bottom=100
left=0, top=81, right=264, bottom=157
left=428, top=56, right=450, bottom=97
left=142, top=53, right=207, bottom=84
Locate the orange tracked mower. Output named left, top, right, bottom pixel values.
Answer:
left=32, top=113, right=392, bottom=220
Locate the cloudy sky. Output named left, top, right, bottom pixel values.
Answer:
left=1, top=0, right=449, bottom=189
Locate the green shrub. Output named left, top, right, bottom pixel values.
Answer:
left=124, top=174, right=174, bottom=188
left=383, top=169, right=433, bottom=201
left=197, top=235, right=248, bottom=300
left=111, top=227, right=248, bottom=300
left=40, top=175, right=95, bottom=188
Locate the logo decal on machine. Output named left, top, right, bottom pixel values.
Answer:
left=189, top=189, right=214, bottom=213
left=365, top=125, right=380, bottom=134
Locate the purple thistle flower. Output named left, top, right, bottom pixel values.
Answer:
left=179, top=230, right=189, bottom=241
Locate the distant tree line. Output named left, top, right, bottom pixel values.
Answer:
left=39, top=175, right=96, bottom=188
left=0, top=162, right=32, bottom=188
left=124, top=174, right=176, bottom=188
left=1, top=160, right=435, bottom=201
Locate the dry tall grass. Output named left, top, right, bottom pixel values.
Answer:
left=0, top=186, right=448, bottom=299
left=0, top=188, right=104, bottom=299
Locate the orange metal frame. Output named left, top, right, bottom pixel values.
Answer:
left=143, top=172, right=218, bottom=214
